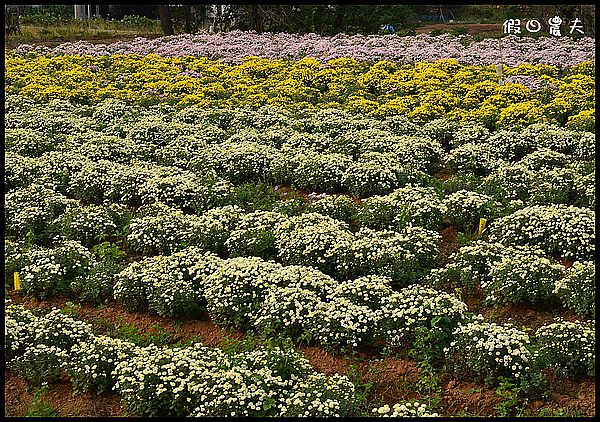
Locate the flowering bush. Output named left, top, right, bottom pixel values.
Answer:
left=275, top=213, right=354, bottom=275
left=293, top=152, right=353, bottom=192
left=194, top=205, right=244, bottom=254
left=4, top=301, right=37, bottom=362
left=426, top=241, right=509, bottom=293
left=5, top=55, right=594, bottom=124
left=336, top=226, right=441, bottom=287
left=66, top=335, right=137, bottom=394
left=329, top=275, right=393, bottom=310
left=19, top=241, right=98, bottom=299
left=194, top=141, right=278, bottom=184
left=553, top=261, right=595, bottom=318
left=483, top=252, right=565, bottom=306
left=445, top=143, right=505, bottom=176
left=113, top=340, right=359, bottom=417
left=5, top=128, right=57, bottom=157
left=307, top=195, right=357, bottom=222
left=126, top=203, right=203, bottom=255
left=372, top=401, right=439, bottom=417
left=254, top=286, right=322, bottom=340
left=11, top=33, right=594, bottom=67
left=57, top=203, right=130, bottom=246
left=445, top=320, right=535, bottom=386
left=204, top=257, right=283, bottom=329
left=115, top=254, right=193, bottom=316
left=357, top=185, right=446, bottom=231
left=535, top=319, right=595, bottom=378
left=70, top=263, right=120, bottom=306
left=13, top=344, right=69, bottom=385
left=5, top=183, right=78, bottom=243
left=443, top=190, right=496, bottom=232
left=377, top=285, right=467, bottom=348
left=488, top=204, right=595, bottom=260
left=226, top=210, right=288, bottom=259
left=308, top=298, right=380, bottom=351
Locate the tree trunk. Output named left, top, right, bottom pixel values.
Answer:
left=184, top=5, right=192, bottom=33
left=158, top=5, right=174, bottom=35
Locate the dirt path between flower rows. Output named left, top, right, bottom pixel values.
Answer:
left=6, top=291, right=595, bottom=417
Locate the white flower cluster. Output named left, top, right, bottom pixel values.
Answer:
left=6, top=300, right=360, bottom=417
left=5, top=127, right=56, bottom=157
left=275, top=212, right=354, bottom=274
left=254, top=286, right=322, bottom=339
left=282, top=131, right=339, bottom=153
left=127, top=203, right=203, bottom=255
left=377, top=284, right=467, bottom=347
left=19, top=240, right=98, bottom=299
left=140, top=172, right=231, bottom=213
left=484, top=252, right=566, bottom=306
left=553, top=261, right=595, bottom=318
left=445, top=143, right=505, bottom=176
left=330, top=275, right=393, bottom=310
left=443, top=190, right=495, bottom=232
left=114, top=342, right=358, bottom=417
left=426, top=241, right=508, bottom=293
left=226, top=210, right=287, bottom=259
left=204, top=257, right=283, bottom=329
left=336, top=226, right=441, bottom=287
left=67, top=335, right=138, bottom=394
left=7, top=305, right=94, bottom=384
left=342, top=156, right=420, bottom=197
left=124, top=114, right=194, bottom=146
left=57, top=203, right=129, bottom=246
left=4, top=152, right=37, bottom=191
left=445, top=320, right=534, bottom=384
left=448, top=122, right=490, bottom=148
left=4, top=301, right=36, bottom=361
left=573, top=170, right=595, bottom=208
left=5, top=183, right=78, bottom=241
left=63, top=133, right=156, bottom=163
left=156, top=130, right=222, bottom=168
left=307, top=195, right=357, bottom=222
left=195, top=205, right=244, bottom=253
left=67, top=158, right=232, bottom=210
left=128, top=203, right=248, bottom=256
left=309, top=298, right=380, bottom=350
left=357, top=185, right=446, bottom=230
left=292, top=152, right=354, bottom=192
left=20, top=150, right=89, bottom=194
left=114, top=247, right=222, bottom=315
left=195, top=140, right=279, bottom=184
left=372, top=401, right=439, bottom=417
left=535, top=319, right=595, bottom=378
left=12, top=343, right=69, bottom=385
left=488, top=204, right=595, bottom=260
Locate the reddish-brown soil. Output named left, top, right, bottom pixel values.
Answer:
left=4, top=369, right=123, bottom=417
left=439, top=224, right=462, bottom=264
left=441, top=379, right=501, bottom=416
left=6, top=289, right=596, bottom=417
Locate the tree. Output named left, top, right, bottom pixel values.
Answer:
left=158, top=5, right=173, bottom=35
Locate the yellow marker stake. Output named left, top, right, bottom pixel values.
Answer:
left=14, top=272, right=21, bottom=291
left=478, top=218, right=487, bottom=235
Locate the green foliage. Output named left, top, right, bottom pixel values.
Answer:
left=103, top=320, right=174, bottom=347
left=494, top=379, right=526, bottom=417
left=230, top=183, right=279, bottom=211
left=24, top=386, right=59, bottom=417
left=91, top=242, right=126, bottom=266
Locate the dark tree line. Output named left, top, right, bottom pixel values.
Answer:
left=156, top=4, right=595, bottom=36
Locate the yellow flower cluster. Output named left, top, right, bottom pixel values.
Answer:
left=4, top=53, right=594, bottom=127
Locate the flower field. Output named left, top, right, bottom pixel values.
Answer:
left=4, top=32, right=596, bottom=417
